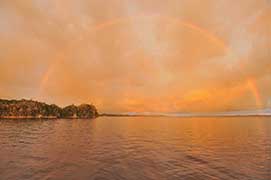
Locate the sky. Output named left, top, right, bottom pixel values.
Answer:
left=0, top=0, right=270, bottom=113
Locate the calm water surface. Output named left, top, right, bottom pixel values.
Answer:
left=0, top=117, right=270, bottom=180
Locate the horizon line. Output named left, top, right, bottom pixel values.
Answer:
left=100, top=110, right=271, bottom=118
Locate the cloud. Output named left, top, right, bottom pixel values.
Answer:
left=0, top=0, right=270, bottom=112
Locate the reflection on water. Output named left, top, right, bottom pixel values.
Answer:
left=0, top=117, right=270, bottom=180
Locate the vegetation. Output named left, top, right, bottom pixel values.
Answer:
left=0, top=99, right=98, bottom=119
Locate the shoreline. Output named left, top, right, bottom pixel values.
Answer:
left=100, top=113, right=271, bottom=118
left=0, top=116, right=99, bottom=120
left=1, top=114, right=271, bottom=119
left=1, top=114, right=271, bottom=120
left=0, top=116, right=57, bottom=119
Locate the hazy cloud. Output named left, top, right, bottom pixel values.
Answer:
left=0, top=0, right=270, bottom=112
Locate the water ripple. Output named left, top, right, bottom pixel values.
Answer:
left=0, top=117, right=270, bottom=180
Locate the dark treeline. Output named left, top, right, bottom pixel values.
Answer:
left=0, top=99, right=98, bottom=119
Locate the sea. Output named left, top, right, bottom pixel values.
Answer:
left=0, top=116, right=270, bottom=180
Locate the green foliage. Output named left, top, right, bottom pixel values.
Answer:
left=0, top=99, right=98, bottom=119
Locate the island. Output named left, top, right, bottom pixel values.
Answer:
left=0, top=99, right=98, bottom=119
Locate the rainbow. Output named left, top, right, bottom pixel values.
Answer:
left=247, top=79, right=263, bottom=108
left=39, top=14, right=262, bottom=108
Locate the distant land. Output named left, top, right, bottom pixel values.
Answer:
left=101, top=109, right=271, bottom=117
left=0, top=99, right=98, bottom=119
left=1, top=98, right=271, bottom=120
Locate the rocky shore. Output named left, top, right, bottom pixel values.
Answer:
left=0, top=99, right=98, bottom=119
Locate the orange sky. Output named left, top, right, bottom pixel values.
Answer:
left=0, top=0, right=271, bottom=112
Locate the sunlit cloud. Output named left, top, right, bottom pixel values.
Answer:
left=0, top=0, right=270, bottom=112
